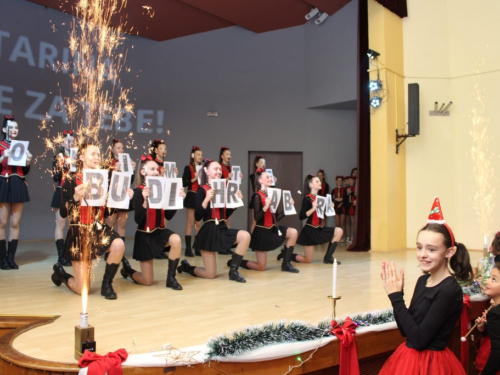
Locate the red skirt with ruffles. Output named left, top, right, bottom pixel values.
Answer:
left=379, top=343, right=466, bottom=375
left=474, top=337, right=500, bottom=375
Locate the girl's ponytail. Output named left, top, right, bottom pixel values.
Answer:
left=449, top=242, right=473, bottom=282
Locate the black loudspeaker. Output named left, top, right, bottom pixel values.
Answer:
left=408, top=83, right=419, bottom=135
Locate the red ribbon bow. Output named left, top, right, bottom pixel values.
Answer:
left=63, top=130, right=73, bottom=136
left=204, top=158, right=212, bottom=163
left=256, top=154, right=262, bottom=158
left=4, top=116, right=14, bottom=120
left=256, top=168, right=265, bottom=174
left=112, top=138, right=120, bottom=143
left=308, top=174, right=316, bottom=178
left=141, top=155, right=153, bottom=162
left=221, top=146, right=229, bottom=151
left=78, top=348, right=128, bottom=375
left=192, top=146, right=200, bottom=151
left=460, top=294, right=472, bottom=371
left=330, top=318, right=360, bottom=375
left=153, top=139, right=163, bottom=144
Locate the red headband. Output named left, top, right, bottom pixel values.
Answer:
left=141, top=155, right=153, bottom=162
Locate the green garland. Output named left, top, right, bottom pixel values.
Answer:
left=206, top=309, right=395, bottom=359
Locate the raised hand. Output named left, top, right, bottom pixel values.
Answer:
left=381, top=261, right=404, bottom=295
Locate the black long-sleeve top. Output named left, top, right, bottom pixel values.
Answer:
left=252, top=191, right=284, bottom=227
left=195, top=184, right=235, bottom=222
left=343, top=185, right=356, bottom=205
left=299, top=194, right=321, bottom=227
left=388, top=274, right=463, bottom=351
left=182, top=165, right=199, bottom=192
left=481, top=304, right=500, bottom=375
left=133, top=186, right=176, bottom=232
left=249, top=173, right=256, bottom=193
left=52, top=152, right=70, bottom=186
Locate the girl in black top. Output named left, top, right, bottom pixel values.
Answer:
left=104, top=138, right=136, bottom=244
left=239, top=168, right=299, bottom=273
left=249, top=155, right=276, bottom=233
left=380, top=216, right=473, bottom=374
left=182, top=146, right=203, bottom=257
left=177, top=159, right=250, bottom=283
left=287, top=174, right=343, bottom=265
left=0, top=116, right=32, bottom=270
left=317, top=169, right=329, bottom=226
left=50, top=143, right=132, bottom=300
left=149, top=139, right=176, bottom=176
left=120, top=155, right=184, bottom=290
left=50, top=130, right=76, bottom=267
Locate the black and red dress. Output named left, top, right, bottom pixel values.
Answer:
left=182, top=164, right=199, bottom=209
left=192, top=183, right=238, bottom=252
left=221, top=164, right=232, bottom=180
left=319, top=182, right=329, bottom=197
left=249, top=190, right=287, bottom=251
left=297, top=194, right=335, bottom=246
left=107, top=157, right=134, bottom=212
left=51, top=151, right=71, bottom=208
left=0, top=140, right=30, bottom=203
left=132, top=186, right=177, bottom=261
left=474, top=304, right=500, bottom=375
left=332, top=186, right=345, bottom=215
left=344, top=185, right=356, bottom=215
left=154, top=158, right=165, bottom=175
left=60, top=173, right=120, bottom=262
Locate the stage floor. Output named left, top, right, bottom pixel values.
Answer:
left=0, top=240, right=482, bottom=363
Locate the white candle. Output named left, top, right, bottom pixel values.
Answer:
left=332, top=258, right=337, bottom=298
left=80, top=312, right=88, bottom=328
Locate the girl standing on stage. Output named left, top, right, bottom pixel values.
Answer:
left=344, top=176, right=356, bottom=243
left=242, top=168, right=298, bottom=273
left=51, top=130, right=75, bottom=267
left=332, top=176, right=345, bottom=241
left=177, top=159, right=250, bottom=283
left=249, top=155, right=276, bottom=233
left=317, top=169, right=329, bottom=226
left=51, top=143, right=131, bottom=299
left=105, top=138, right=136, bottom=244
left=182, top=146, right=203, bottom=257
left=379, top=197, right=473, bottom=374
left=288, top=174, right=343, bottom=265
left=0, top=116, right=32, bottom=271
left=150, top=139, right=173, bottom=176
left=120, top=155, right=183, bottom=290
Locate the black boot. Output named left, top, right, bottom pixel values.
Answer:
left=7, top=240, right=19, bottom=269
left=101, top=263, right=120, bottom=300
left=184, top=236, right=194, bottom=257
left=228, top=253, right=246, bottom=283
left=324, top=242, right=341, bottom=264
left=0, top=240, right=9, bottom=270
left=120, top=258, right=137, bottom=282
left=226, top=258, right=250, bottom=269
left=51, top=263, right=73, bottom=290
left=177, top=259, right=197, bottom=277
left=277, top=246, right=285, bottom=261
left=166, top=258, right=183, bottom=290
left=281, top=246, right=299, bottom=273
left=56, top=239, right=71, bottom=266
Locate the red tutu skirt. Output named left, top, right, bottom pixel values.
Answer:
left=379, top=343, right=466, bottom=375
left=474, top=337, right=500, bottom=375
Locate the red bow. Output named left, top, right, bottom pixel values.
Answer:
left=256, top=168, right=265, bottom=174
left=460, top=294, right=472, bottom=371
left=192, top=146, right=200, bottom=151
left=221, top=146, right=229, bottom=151
left=256, top=154, right=262, bottom=158
left=112, top=138, right=120, bottom=143
left=63, top=130, right=73, bottom=136
left=154, top=139, right=163, bottom=144
left=204, top=158, right=212, bottom=163
left=141, top=155, right=153, bottom=162
left=78, top=348, right=128, bottom=375
left=330, top=318, right=360, bottom=375
left=335, top=175, right=343, bottom=180
left=4, top=116, right=14, bottom=120
left=308, top=174, right=316, bottom=178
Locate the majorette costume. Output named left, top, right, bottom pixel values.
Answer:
left=379, top=197, right=466, bottom=375
left=332, top=176, right=345, bottom=215
left=344, top=176, right=356, bottom=215
left=182, top=146, right=201, bottom=257
left=106, top=141, right=134, bottom=213
left=474, top=303, right=500, bottom=375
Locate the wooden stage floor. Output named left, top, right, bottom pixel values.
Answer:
left=0, top=240, right=482, bottom=364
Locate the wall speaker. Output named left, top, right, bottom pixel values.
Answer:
left=408, top=83, right=419, bottom=136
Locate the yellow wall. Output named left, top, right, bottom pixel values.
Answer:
left=369, top=0, right=407, bottom=251
left=404, top=0, right=500, bottom=250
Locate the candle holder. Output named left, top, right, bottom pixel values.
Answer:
left=327, top=295, right=342, bottom=319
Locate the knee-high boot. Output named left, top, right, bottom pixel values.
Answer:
left=177, top=259, right=197, bottom=277
left=228, top=253, right=246, bottom=283
left=7, top=240, right=19, bottom=269
left=101, top=263, right=120, bottom=300
left=51, top=263, right=74, bottom=291
left=166, top=258, right=183, bottom=290
left=0, top=240, right=9, bottom=270
left=120, top=258, right=137, bottom=282
left=184, top=236, right=194, bottom=257
left=324, top=242, right=341, bottom=264
left=281, top=246, right=299, bottom=273
left=56, top=239, right=71, bottom=266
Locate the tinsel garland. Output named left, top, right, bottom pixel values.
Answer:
left=206, top=309, right=395, bottom=359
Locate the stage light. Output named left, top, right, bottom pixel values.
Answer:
left=315, top=12, right=329, bottom=25
left=369, top=80, right=382, bottom=91
left=370, top=96, right=382, bottom=108
left=367, top=49, right=380, bottom=59
left=305, top=7, right=319, bottom=20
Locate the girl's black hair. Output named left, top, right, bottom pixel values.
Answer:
left=491, top=231, right=500, bottom=257
left=199, top=159, right=218, bottom=186
left=317, top=169, right=326, bottom=184
left=303, top=174, right=316, bottom=195
left=149, top=139, right=165, bottom=160
left=419, top=223, right=473, bottom=282
left=190, top=146, right=201, bottom=166
left=2, top=116, right=15, bottom=141
left=135, top=156, right=157, bottom=188
left=219, top=146, right=230, bottom=164
left=254, top=168, right=267, bottom=191
left=253, top=155, right=264, bottom=172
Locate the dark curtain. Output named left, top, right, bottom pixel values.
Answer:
left=348, top=0, right=370, bottom=251
left=375, top=0, right=408, bottom=18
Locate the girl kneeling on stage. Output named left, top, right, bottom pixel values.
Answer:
left=379, top=197, right=473, bottom=374
left=120, top=155, right=184, bottom=290
left=286, top=174, right=342, bottom=264
left=51, top=143, right=130, bottom=300
left=177, top=159, right=250, bottom=283
left=240, top=168, right=299, bottom=273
